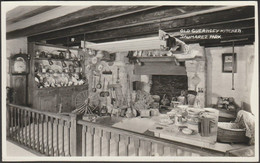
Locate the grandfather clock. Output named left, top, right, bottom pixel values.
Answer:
left=9, top=52, right=30, bottom=106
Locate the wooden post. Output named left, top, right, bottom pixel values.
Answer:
left=70, top=113, right=82, bottom=156
left=6, top=105, right=10, bottom=137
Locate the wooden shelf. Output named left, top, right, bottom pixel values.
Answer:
left=138, top=56, right=203, bottom=62
left=35, top=84, right=88, bottom=90
left=34, top=57, right=82, bottom=62
left=138, top=57, right=177, bottom=62
left=35, top=42, right=79, bottom=50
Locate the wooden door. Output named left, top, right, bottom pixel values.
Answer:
left=10, top=75, right=27, bottom=105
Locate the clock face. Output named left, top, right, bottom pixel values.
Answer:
left=13, top=57, right=27, bottom=73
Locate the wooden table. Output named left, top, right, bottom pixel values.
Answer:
left=93, top=112, right=251, bottom=155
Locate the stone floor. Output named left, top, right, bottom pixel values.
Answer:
left=6, top=140, right=38, bottom=157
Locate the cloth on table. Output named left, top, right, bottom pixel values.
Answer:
left=235, top=110, right=255, bottom=145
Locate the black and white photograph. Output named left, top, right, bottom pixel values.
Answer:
left=1, top=1, right=259, bottom=162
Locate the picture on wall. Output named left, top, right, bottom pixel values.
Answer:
left=222, top=53, right=237, bottom=73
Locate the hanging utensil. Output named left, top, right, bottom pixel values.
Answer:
left=92, top=76, right=97, bottom=92
left=116, top=67, right=120, bottom=84
left=105, top=81, right=110, bottom=97
left=96, top=74, right=102, bottom=89
left=61, top=60, right=67, bottom=67
left=126, top=74, right=132, bottom=108
left=48, top=59, right=53, bottom=65
left=110, top=75, right=116, bottom=104
left=100, top=77, right=106, bottom=97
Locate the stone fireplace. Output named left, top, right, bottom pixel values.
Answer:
left=137, top=44, right=206, bottom=107
left=150, top=75, right=188, bottom=101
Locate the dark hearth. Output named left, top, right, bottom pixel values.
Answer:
left=150, top=75, right=188, bottom=102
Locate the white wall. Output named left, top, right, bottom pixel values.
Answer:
left=205, top=45, right=255, bottom=109
left=6, top=37, right=27, bottom=87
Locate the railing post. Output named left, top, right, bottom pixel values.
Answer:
left=70, top=113, right=82, bottom=156
left=6, top=104, right=10, bottom=137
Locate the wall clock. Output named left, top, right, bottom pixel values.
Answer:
left=10, top=53, right=30, bottom=75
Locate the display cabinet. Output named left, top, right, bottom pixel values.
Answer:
left=28, top=42, right=88, bottom=113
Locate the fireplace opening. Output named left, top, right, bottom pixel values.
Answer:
left=150, top=75, right=188, bottom=103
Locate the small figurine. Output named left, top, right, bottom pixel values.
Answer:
left=177, top=90, right=187, bottom=105
left=161, top=94, right=170, bottom=106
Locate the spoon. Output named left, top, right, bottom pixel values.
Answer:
left=105, top=81, right=110, bottom=97
left=100, top=77, right=106, bottom=97
left=92, top=76, right=97, bottom=92
left=96, top=74, right=102, bottom=89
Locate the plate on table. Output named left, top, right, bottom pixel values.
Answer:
left=180, top=127, right=196, bottom=135
left=157, top=118, right=173, bottom=126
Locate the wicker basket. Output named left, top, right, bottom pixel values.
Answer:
left=217, top=122, right=249, bottom=143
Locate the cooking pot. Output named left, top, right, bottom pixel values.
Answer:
left=59, top=51, right=65, bottom=59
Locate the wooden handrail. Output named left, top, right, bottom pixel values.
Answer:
left=77, top=119, right=226, bottom=156
left=7, top=103, right=71, bottom=121
left=6, top=103, right=73, bottom=156
left=6, top=103, right=227, bottom=157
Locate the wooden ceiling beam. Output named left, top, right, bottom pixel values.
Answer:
left=7, top=6, right=60, bottom=25
left=202, top=40, right=254, bottom=47
left=46, top=17, right=254, bottom=46
left=30, top=6, right=254, bottom=44
left=28, top=6, right=254, bottom=42
left=7, top=6, right=162, bottom=39
left=26, top=6, right=217, bottom=41
left=199, top=34, right=254, bottom=46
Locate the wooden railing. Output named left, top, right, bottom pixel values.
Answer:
left=6, top=103, right=227, bottom=157
left=6, top=103, right=73, bottom=156
left=76, top=120, right=226, bottom=156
